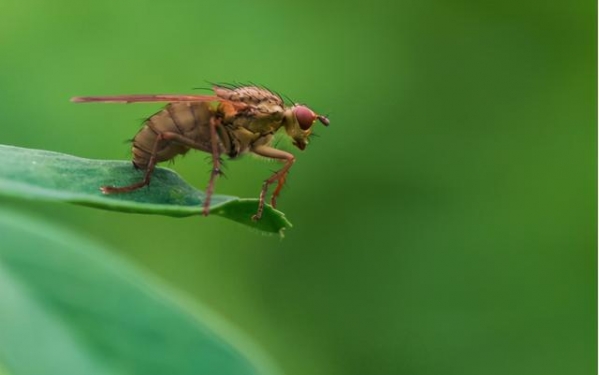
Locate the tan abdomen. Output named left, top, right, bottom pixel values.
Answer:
left=132, top=102, right=218, bottom=169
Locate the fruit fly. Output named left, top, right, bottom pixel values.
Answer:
left=71, top=84, right=329, bottom=220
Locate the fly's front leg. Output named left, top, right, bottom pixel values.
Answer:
left=250, top=145, right=295, bottom=221
left=271, top=173, right=287, bottom=209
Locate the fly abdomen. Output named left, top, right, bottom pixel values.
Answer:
left=131, top=101, right=228, bottom=169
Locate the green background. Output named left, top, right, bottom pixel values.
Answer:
left=0, top=0, right=595, bottom=374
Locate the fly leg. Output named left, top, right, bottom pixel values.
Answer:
left=250, top=145, right=295, bottom=221
left=203, top=116, right=223, bottom=216
left=271, top=173, right=287, bottom=209
left=101, top=132, right=167, bottom=194
left=102, top=132, right=215, bottom=212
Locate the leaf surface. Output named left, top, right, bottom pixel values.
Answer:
left=0, top=209, right=279, bottom=375
left=0, top=145, right=291, bottom=235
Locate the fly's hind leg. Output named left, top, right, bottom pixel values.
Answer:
left=102, top=132, right=216, bottom=214
left=100, top=132, right=167, bottom=194
left=250, top=145, right=295, bottom=221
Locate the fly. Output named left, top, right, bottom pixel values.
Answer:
left=71, top=84, right=329, bottom=220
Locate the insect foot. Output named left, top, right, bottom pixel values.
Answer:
left=202, top=203, right=210, bottom=217
left=100, top=186, right=116, bottom=194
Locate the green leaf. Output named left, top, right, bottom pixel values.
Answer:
left=0, top=209, right=280, bottom=375
left=0, top=145, right=291, bottom=235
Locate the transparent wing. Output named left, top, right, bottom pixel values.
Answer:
left=70, top=94, right=222, bottom=104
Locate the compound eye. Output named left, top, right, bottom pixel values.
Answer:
left=294, top=105, right=316, bottom=130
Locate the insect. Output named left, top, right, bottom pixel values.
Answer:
left=71, top=84, right=329, bottom=220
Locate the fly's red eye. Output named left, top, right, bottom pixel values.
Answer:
left=294, top=105, right=316, bottom=130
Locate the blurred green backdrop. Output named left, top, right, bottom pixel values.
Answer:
left=0, top=0, right=595, bottom=374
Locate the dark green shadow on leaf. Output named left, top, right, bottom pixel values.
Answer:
left=0, top=208, right=281, bottom=375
